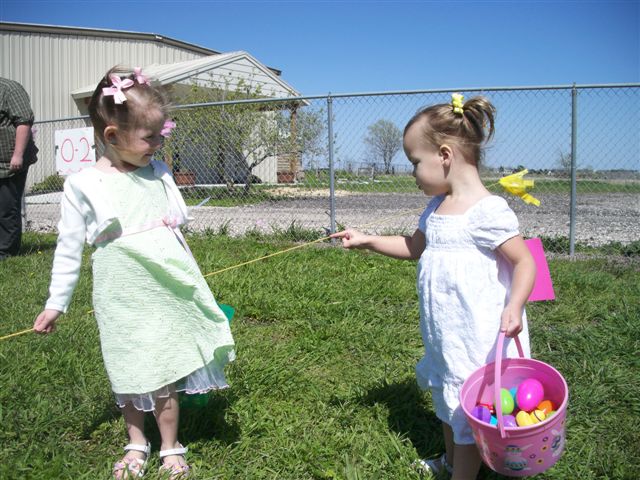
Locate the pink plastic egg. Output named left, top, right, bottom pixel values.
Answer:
left=516, top=378, right=545, bottom=412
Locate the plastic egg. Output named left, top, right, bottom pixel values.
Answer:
left=530, top=409, right=546, bottom=424
left=546, top=410, right=557, bottom=419
left=537, top=399, right=554, bottom=414
left=516, top=378, right=544, bottom=412
left=471, top=405, right=492, bottom=423
left=478, top=402, right=495, bottom=414
left=509, top=387, right=519, bottom=408
left=502, top=414, right=517, bottom=428
left=498, top=388, right=515, bottom=415
left=490, top=415, right=498, bottom=426
left=516, top=410, right=534, bottom=427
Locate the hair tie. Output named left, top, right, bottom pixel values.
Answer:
left=451, top=93, right=464, bottom=115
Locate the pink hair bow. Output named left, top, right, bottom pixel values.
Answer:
left=102, top=74, right=134, bottom=104
left=161, top=120, right=176, bottom=138
left=134, top=67, right=151, bottom=86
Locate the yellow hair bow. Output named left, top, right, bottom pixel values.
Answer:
left=451, top=93, right=464, bottom=115
left=498, top=169, right=541, bottom=206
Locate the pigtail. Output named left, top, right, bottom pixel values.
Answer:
left=461, top=96, right=496, bottom=144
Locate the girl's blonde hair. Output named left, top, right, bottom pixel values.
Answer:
left=404, top=96, right=496, bottom=164
left=88, top=66, right=169, bottom=143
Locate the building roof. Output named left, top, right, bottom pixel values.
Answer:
left=0, top=21, right=282, bottom=75
left=70, top=51, right=301, bottom=99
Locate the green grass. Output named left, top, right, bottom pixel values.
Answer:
left=28, top=174, right=65, bottom=195
left=181, top=186, right=289, bottom=207
left=1, top=232, right=638, bottom=479
left=539, top=237, right=640, bottom=257
left=27, top=173, right=640, bottom=201
left=302, top=171, right=640, bottom=194
left=487, top=178, right=640, bottom=195
left=185, top=177, right=640, bottom=202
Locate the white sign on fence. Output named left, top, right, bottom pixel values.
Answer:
left=55, top=127, right=96, bottom=174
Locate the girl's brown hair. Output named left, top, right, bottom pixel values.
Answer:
left=88, top=66, right=169, bottom=143
left=404, top=95, right=496, bottom=164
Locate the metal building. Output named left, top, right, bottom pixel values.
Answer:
left=0, top=22, right=301, bottom=186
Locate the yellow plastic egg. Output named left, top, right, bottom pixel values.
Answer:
left=516, top=410, right=534, bottom=427
left=530, top=409, right=546, bottom=424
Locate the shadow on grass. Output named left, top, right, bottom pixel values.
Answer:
left=355, top=379, right=509, bottom=479
left=83, top=391, right=239, bottom=453
left=139, top=391, right=240, bottom=447
left=178, top=392, right=240, bottom=445
left=355, top=378, right=443, bottom=459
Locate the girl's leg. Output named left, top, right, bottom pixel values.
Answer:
left=154, top=391, right=188, bottom=468
left=443, top=422, right=455, bottom=467
left=113, top=404, right=149, bottom=479
left=451, top=442, right=482, bottom=480
left=443, top=422, right=482, bottom=479
left=121, top=403, right=148, bottom=459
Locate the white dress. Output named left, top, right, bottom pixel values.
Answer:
left=415, top=195, right=530, bottom=444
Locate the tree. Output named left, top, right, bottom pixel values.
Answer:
left=364, top=119, right=402, bottom=174
left=163, top=75, right=326, bottom=192
left=557, top=151, right=573, bottom=176
left=558, top=151, right=580, bottom=176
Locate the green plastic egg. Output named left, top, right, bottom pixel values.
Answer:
left=499, top=388, right=515, bottom=415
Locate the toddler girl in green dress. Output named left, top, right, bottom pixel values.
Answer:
left=33, top=67, right=235, bottom=479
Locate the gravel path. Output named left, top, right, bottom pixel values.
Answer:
left=25, top=192, right=639, bottom=247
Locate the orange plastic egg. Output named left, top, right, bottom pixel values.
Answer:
left=537, top=400, right=554, bottom=414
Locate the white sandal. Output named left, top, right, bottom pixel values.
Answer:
left=159, top=443, right=190, bottom=479
left=412, top=453, right=453, bottom=476
left=112, top=442, right=151, bottom=479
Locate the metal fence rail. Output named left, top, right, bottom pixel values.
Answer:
left=25, top=84, right=640, bottom=257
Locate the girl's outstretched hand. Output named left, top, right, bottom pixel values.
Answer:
left=330, top=229, right=369, bottom=249
left=500, top=304, right=524, bottom=338
left=33, top=309, right=62, bottom=334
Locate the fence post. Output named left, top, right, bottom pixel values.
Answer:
left=569, top=84, right=578, bottom=256
left=327, top=94, right=336, bottom=235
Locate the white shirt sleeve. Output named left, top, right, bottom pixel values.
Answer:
left=45, top=181, right=87, bottom=313
left=467, top=196, right=520, bottom=250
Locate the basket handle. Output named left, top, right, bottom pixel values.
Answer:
left=494, top=330, right=525, bottom=439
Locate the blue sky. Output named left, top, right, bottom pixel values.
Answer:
left=1, top=0, right=638, bottom=95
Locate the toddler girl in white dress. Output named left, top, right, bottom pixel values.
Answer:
left=332, top=94, right=536, bottom=479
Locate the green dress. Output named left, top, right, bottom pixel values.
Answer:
left=91, top=165, right=235, bottom=411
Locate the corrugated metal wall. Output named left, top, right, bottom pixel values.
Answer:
left=0, top=31, right=205, bottom=120
left=1, top=27, right=295, bottom=189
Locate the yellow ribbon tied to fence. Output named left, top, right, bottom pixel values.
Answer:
left=498, top=169, right=540, bottom=206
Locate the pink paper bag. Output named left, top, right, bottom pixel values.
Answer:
left=525, top=238, right=555, bottom=302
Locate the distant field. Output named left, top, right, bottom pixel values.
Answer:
left=178, top=176, right=640, bottom=206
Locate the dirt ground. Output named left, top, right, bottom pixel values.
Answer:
left=26, top=191, right=639, bottom=251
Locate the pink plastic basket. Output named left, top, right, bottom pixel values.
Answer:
left=460, top=332, right=568, bottom=476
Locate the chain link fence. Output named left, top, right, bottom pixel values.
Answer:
left=25, top=84, right=639, bottom=257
